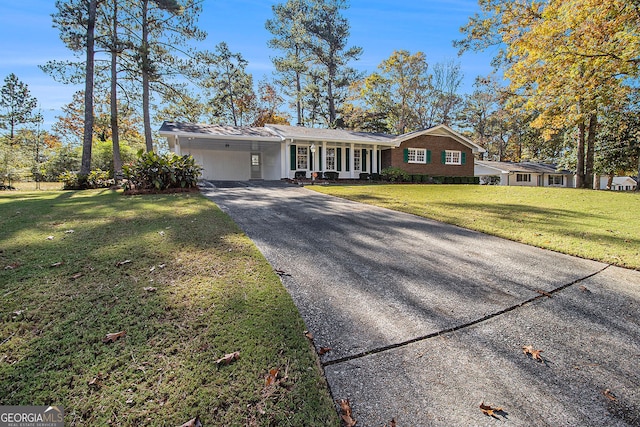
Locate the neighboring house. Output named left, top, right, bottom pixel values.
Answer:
left=381, top=125, right=484, bottom=177
left=596, top=175, right=638, bottom=191
left=474, top=160, right=575, bottom=187
left=159, top=122, right=484, bottom=181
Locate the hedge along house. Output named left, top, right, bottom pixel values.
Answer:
left=159, top=122, right=483, bottom=181
left=381, top=125, right=484, bottom=177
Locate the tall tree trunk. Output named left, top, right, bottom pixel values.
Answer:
left=585, top=113, right=597, bottom=189
left=327, top=63, right=336, bottom=127
left=576, top=120, right=586, bottom=188
left=111, top=0, right=123, bottom=182
left=141, top=0, right=154, bottom=152
left=81, top=0, right=97, bottom=176
left=636, top=156, right=640, bottom=192
left=295, top=70, right=302, bottom=126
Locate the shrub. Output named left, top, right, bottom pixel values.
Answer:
left=59, top=169, right=113, bottom=190
left=122, top=150, right=202, bottom=191
left=323, top=171, right=339, bottom=180
left=380, top=167, right=409, bottom=183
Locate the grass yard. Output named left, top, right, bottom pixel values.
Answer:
left=0, top=189, right=339, bottom=426
left=309, top=184, right=640, bottom=270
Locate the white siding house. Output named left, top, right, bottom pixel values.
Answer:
left=596, top=176, right=638, bottom=191
left=159, top=122, right=484, bottom=181
left=474, top=160, right=575, bottom=187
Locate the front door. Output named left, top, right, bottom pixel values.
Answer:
left=250, top=153, right=262, bottom=179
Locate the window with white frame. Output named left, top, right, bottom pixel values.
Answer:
left=353, top=148, right=361, bottom=171
left=408, top=148, right=426, bottom=163
left=325, top=147, right=336, bottom=170
left=445, top=150, right=461, bottom=165
left=516, top=173, right=531, bottom=182
left=297, top=146, right=309, bottom=170
left=548, top=175, right=563, bottom=186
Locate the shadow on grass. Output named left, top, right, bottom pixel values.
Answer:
left=0, top=190, right=338, bottom=426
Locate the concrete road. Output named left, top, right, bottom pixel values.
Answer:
left=200, top=181, right=640, bottom=426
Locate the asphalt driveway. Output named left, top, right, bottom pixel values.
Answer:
left=200, top=181, right=640, bottom=426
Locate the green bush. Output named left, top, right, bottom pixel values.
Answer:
left=59, top=169, right=113, bottom=190
left=381, top=167, right=409, bottom=182
left=123, top=150, right=202, bottom=191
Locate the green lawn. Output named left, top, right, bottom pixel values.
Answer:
left=0, top=189, right=338, bottom=426
left=309, top=184, right=640, bottom=270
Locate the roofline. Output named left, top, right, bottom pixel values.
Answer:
left=158, top=129, right=282, bottom=142
left=265, top=125, right=397, bottom=146
left=392, top=124, right=486, bottom=153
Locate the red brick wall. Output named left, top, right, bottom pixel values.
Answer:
left=381, top=135, right=475, bottom=177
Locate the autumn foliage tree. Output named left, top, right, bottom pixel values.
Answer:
left=456, top=0, right=640, bottom=188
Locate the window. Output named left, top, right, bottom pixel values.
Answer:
left=445, top=150, right=461, bottom=165
left=353, top=148, right=361, bottom=171
left=516, top=173, right=531, bottom=182
left=548, top=175, right=563, bottom=186
left=297, top=146, right=308, bottom=170
left=408, top=148, right=426, bottom=163
left=325, top=147, right=336, bottom=170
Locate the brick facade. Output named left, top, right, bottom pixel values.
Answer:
left=381, top=134, right=475, bottom=177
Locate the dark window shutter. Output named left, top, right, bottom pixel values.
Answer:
left=318, top=147, right=322, bottom=170
left=290, top=145, right=296, bottom=170
left=362, top=149, right=367, bottom=172
left=403, top=148, right=409, bottom=163
left=441, top=151, right=446, bottom=164
left=426, top=150, right=432, bottom=164
left=346, top=148, right=350, bottom=171
left=461, top=152, right=466, bottom=165
left=337, top=148, right=342, bottom=171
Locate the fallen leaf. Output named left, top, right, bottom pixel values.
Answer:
left=149, top=266, right=156, bottom=272
left=102, top=331, right=126, bottom=343
left=143, top=287, right=157, bottom=292
left=70, top=272, right=83, bottom=280
left=304, top=331, right=314, bottom=341
left=216, top=351, right=240, bottom=366
left=337, top=399, right=356, bottom=427
left=158, top=231, right=165, bottom=236
left=88, top=373, right=104, bottom=388
left=535, top=289, right=553, bottom=298
left=265, top=368, right=279, bottom=387
left=65, top=229, right=75, bottom=234
left=158, top=263, right=166, bottom=269
left=318, top=347, right=332, bottom=355
left=179, top=416, right=202, bottom=427
left=603, top=389, right=617, bottom=401
left=46, top=235, right=54, bottom=240
left=579, top=285, right=591, bottom=293
left=115, top=259, right=132, bottom=267
left=4, top=263, right=19, bottom=270
left=522, top=345, right=544, bottom=362
left=384, top=419, right=397, bottom=427
left=50, top=262, right=63, bottom=268
left=480, top=402, right=504, bottom=418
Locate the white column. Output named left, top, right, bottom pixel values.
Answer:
left=281, top=142, right=288, bottom=179
left=350, top=143, right=355, bottom=178
left=372, top=145, right=378, bottom=173
left=322, top=141, right=327, bottom=173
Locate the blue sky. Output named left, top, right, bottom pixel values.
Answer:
left=0, top=0, right=494, bottom=129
